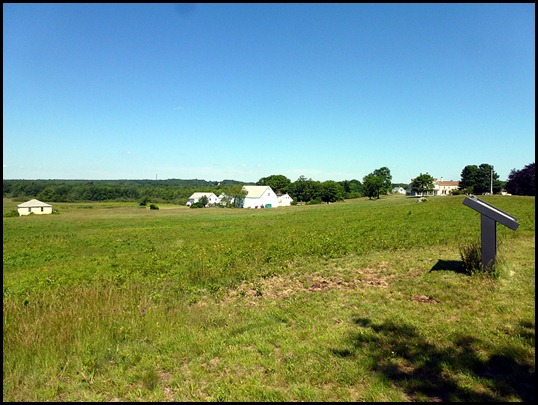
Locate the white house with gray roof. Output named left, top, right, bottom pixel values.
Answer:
left=17, top=199, right=53, bottom=216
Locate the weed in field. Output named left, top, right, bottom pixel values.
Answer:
left=459, top=240, right=507, bottom=279
left=460, top=240, right=483, bottom=274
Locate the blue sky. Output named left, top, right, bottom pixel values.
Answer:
left=3, top=3, right=535, bottom=184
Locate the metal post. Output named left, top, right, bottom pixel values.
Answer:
left=481, top=214, right=496, bottom=269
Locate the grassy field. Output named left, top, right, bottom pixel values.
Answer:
left=3, top=195, right=535, bottom=401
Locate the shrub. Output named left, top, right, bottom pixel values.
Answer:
left=149, top=204, right=159, bottom=210
left=459, top=240, right=500, bottom=278
left=3, top=210, right=19, bottom=218
left=190, top=202, right=205, bottom=208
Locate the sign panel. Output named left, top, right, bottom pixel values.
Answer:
left=462, top=197, right=519, bottom=230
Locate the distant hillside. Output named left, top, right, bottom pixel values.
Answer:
left=3, top=179, right=250, bottom=204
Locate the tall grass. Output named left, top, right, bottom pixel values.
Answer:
left=3, top=195, right=535, bottom=401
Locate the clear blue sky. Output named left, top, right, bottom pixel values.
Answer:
left=3, top=3, right=535, bottom=184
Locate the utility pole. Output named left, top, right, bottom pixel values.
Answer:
left=490, top=166, right=493, bottom=195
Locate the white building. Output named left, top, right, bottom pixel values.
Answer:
left=391, top=186, right=407, bottom=195
left=17, top=199, right=53, bottom=216
left=186, top=192, right=219, bottom=206
left=434, top=179, right=460, bottom=196
left=242, top=185, right=279, bottom=208
left=277, top=192, right=294, bottom=207
left=407, top=178, right=460, bottom=196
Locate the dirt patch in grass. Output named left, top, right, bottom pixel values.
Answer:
left=411, top=295, right=440, bottom=304
left=221, top=261, right=395, bottom=305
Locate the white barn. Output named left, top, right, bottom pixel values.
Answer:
left=242, top=185, right=279, bottom=208
left=186, top=192, right=220, bottom=206
left=17, top=199, right=53, bottom=216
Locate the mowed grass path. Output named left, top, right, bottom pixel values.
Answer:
left=3, top=195, right=535, bottom=401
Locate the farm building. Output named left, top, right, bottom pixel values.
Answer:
left=17, top=199, right=53, bottom=216
left=242, top=185, right=279, bottom=208
left=277, top=192, right=294, bottom=207
left=434, top=179, right=460, bottom=196
left=406, top=178, right=460, bottom=196
left=391, top=186, right=406, bottom=195
left=186, top=192, right=220, bottom=206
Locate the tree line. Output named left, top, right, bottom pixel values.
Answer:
left=2, top=179, right=243, bottom=205
left=3, top=162, right=534, bottom=205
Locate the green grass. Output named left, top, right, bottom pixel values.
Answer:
left=3, top=195, right=535, bottom=401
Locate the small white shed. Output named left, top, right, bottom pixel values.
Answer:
left=17, top=199, right=53, bottom=216
left=277, top=193, right=293, bottom=207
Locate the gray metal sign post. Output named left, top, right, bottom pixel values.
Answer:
left=462, top=196, right=519, bottom=269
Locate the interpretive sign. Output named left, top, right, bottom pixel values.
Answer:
left=463, top=196, right=519, bottom=269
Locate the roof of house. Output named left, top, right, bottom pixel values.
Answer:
left=188, top=192, right=217, bottom=199
left=242, top=185, right=273, bottom=198
left=436, top=181, right=459, bottom=186
left=17, top=199, right=52, bottom=208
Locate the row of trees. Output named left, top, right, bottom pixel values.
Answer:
left=2, top=179, right=243, bottom=205
left=256, top=168, right=392, bottom=203
left=3, top=162, right=534, bottom=204
left=256, top=175, right=356, bottom=204
left=256, top=162, right=535, bottom=202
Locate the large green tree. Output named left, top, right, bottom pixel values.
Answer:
left=256, top=175, right=291, bottom=193
left=459, top=164, right=501, bottom=194
left=287, top=176, right=321, bottom=203
left=320, top=180, right=345, bottom=203
left=410, top=173, right=435, bottom=196
left=373, top=167, right=392, bottom=195
left=362, top=167, right=392, bottom=199
left=219, top=185, right=247, bottom=208
left=505, top=162, right=535, bottom=196
left=362, top=174, right=384, bottom=200
left=339, top=179, right=363, bottom=198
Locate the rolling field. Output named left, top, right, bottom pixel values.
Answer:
left=3, top=195, right=535, bottom=401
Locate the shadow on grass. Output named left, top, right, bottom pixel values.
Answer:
left=429, top=259, right=466, bottom=274
left=332, top=317, right=535, bottom=402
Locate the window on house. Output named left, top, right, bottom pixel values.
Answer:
left=28, top=208, right=31, bottom=212
left=41, top=207, right=44, bottom=212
